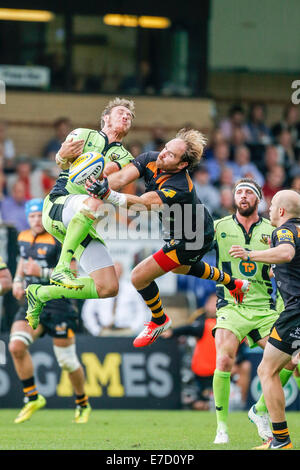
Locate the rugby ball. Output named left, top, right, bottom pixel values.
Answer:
left=69, top=152, right=105, bottom=186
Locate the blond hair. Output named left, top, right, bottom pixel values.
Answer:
left=176, top=128, right=207, bottom=168
left=101, top=97, right=135, bottom=128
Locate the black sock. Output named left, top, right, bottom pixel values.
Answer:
left=138, top=282, right=167, bottom=325
left=22, top=377, right=38, bottom=401
left=75, top=394, right=88, bottom=408
left=188, top=262, right=236, bottom=290
left=272, top=421, right=290, bottom=442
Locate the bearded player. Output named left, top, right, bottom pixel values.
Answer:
left=25, top=98, right=135, bottom=328
left=211, top=179, right=295, bottom=445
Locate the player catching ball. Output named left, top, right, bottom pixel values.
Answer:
left=85, top=128, right=249, bottom=346
left=25, top=98, right=135, bottom=329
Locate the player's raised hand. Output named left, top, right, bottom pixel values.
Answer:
left=12, top=281, right=25, bottom=300
left=24, top=257, right=42, bottom=277
left=86, top=176, right=111, bottom=199
left=59, top=138, right=85, bottom=160
left=229, top=245, right=249, bottom=260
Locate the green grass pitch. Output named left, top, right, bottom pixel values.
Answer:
left=1, top=409, right=299, bottom=450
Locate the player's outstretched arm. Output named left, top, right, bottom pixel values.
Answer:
left=107, top=162, right=140, bottom=190
left=86, top=176, right=163, bottom=211
left=229, top=243, right=295, bottom=264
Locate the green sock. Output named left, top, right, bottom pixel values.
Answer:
left=57, top=212, right=94, bottom=267
left=37, top=277, right=99, bottom=303
left=255, top=368, right=293, bottom=414
left=213, top=369, right=231, bottom=431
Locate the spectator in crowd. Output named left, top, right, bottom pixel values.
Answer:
left=204, top=128, right=227, bottom=160
left=229, top=127, right=248, bottom=159
left=262, top=165, right=285, bottom=209
left=291, top=172, right=300, bottom=193
left=271, top=104, right=300, bottom=149
left=192, top=164, right=220, bottom=215
left=162, top=293, right=217, bottom=411
left=6, top=158, right=45, bottom=200
left=276, top=129, right=297, bottom=175
left=261, top=145, right=280, bottom=174
left=1, top=180, right=29, bottom=232
left=217, top=166, right=234, bottom=189
left=0, top=120, right=16, bottom=172
left=81, top=262, right=150, bottom=336
left=219, top=105, right=249, bottom=141
left=231, top=145, right=264, bottom=186
left=213, top=186, right=235, bottom=219
left=206, top=141, right=231, bottom=183
left=143, top=123, right=166, bottom=153
left=245, top=103, right=272, bottom=145
left=0, top=170, right=7, bottom=204
left=43, top=117, right=72, bottom=161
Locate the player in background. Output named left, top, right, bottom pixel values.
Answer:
left=211, top=179, right=296, bottom=445
left=0, top=255, right=12, bottom=294
left=10, top=199, right=91, bottom=424
left=230, top=189, right=300, bottom=449
left=25, top=98, right=135, bottom=329
left=85, top=128, right=249, bottom=346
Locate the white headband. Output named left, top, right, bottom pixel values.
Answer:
left=234, top=182, right=261, bottom=200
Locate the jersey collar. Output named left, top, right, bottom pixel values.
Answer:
left=98, top=130, right=122, bottom=151
left=232, top=214, right=262, bottom=244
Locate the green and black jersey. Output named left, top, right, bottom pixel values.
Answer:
left=49, top=128, right=133, bottom=200
left=214, top=214, right=275, bottom=311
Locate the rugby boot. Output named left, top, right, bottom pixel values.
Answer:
left=14, top=394, right=46, bottom=424
left=50, top=263, right=84, bottom=289
left=229, top=279, right=250, bottom=304
left=133, top=314, right=172, bottom=347
left=25, top=284, right=45, bottom=329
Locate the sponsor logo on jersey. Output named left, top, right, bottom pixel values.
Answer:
left=260, top=233, right=271, bottom=245
left=37, top=247, right=47, bottom=256
left=161, top=189, right=177, bottom=198
left=109, top=153, right=120, bottom=161
left=277, top=229, right=294, bottom=243
left=239, top=259, right=257, bottom=277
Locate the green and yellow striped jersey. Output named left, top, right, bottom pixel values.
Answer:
left=214, top=214, right=276, bottom=311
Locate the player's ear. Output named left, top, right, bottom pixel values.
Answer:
left=178, top=161, right=189, bottom=170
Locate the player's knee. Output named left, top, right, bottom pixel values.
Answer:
left=9, top=340, right=27, bottom=358
left=53, top=344, right=81, bottom=373
left=257, top=360, right=270, bottom=380
left=9, top=331, right=33, bottom=358
left=216, top=353, right=234, bottom=372
left=131, top=266, right=145, bottom=289
left=80, top=198, right=103, bottom=219
left=97, top=280, right=119, bottom=298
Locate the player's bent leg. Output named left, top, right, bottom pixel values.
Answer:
left=51, top=196, right=104, bottom=289
left=186, top=262, right=250, bottom=304
left=131, top=256, right=172, bottom=347
left=249, top=336, right=294, bottom=441
left=26, top=242, right=117, bottom=329
left=9, top=321, right=46, bottom=423
left=254, top=343, right=293, bottom=449
left=53, top=336, right=91, bottom=424
left=213, top=328, right=240, bottom=444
